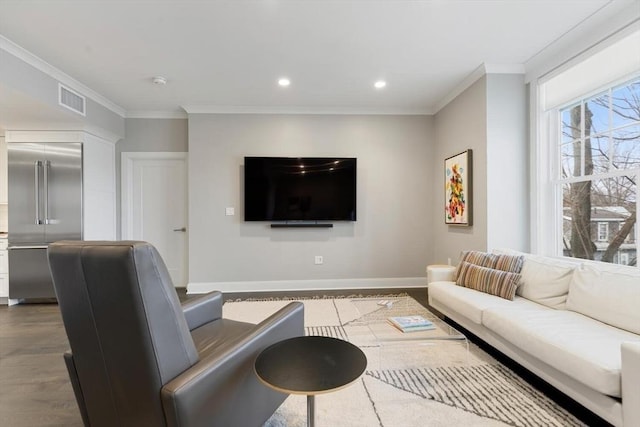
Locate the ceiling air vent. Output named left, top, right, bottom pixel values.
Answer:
left=58, top=83, right=86, bottom=116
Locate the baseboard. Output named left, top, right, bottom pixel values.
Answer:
left=187, top=277, right=427, bottom=294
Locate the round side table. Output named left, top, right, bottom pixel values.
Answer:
left=255, top=335, right=367, bottom=427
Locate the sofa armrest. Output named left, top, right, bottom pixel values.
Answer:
left=622, top=341, right=640, bottom=427
left=181, top=291, right=223, bottom=330
left=427, top=265, right=456, bottom=284
left=161, top=301, right=304, bottom=427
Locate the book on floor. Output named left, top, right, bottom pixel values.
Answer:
left=388, top=315, right=436, bottom=332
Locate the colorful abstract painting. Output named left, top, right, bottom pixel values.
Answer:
left=445, top=150, right=472, bottom=225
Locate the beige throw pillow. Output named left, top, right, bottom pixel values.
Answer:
left=454, top=250, right=498, bottom=280
left=456, top=261, right=521, bottom=300
left=494, top=254, right=525, bottom=273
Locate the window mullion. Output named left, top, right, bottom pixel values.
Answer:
left=608, top=88, right=614, bottom=171
left=580, top=101, right=586, bottom=177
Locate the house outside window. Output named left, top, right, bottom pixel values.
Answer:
left=557, top=77, right=639, bottom=266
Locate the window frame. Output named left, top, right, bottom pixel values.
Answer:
left=620, top=252, right=630, bottom=265
left=597, top=222, right=609, bottom=242
left=543, top=75, right=640, bottom=267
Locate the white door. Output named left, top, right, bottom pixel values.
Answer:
left=122, top=153, right=187, bottom=287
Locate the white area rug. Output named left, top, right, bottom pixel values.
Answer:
left=223, top=296, right=586, bottom=427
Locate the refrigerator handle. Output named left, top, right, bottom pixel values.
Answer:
left=44, top=160, right=51, bottom=225
left=34, top=161, right=43, bottom=225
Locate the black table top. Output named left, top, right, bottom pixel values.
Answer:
left=254, top=336, right=367, bottom=395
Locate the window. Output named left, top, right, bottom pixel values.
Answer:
left=620, top=253, right=630, bottom=265
left=556, top=77, right=639, bottom=266
left=597, top=222, right=609, bottom=242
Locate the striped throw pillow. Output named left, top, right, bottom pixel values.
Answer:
left=456, top=261, right=521, bottom=300
left=494, top=254, right=525, bottom=273
left=454, top=250, right=498, bottom=280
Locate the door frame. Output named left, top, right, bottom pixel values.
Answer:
left=121, top=151, right=188, bottom=240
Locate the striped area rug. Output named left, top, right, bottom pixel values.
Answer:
left=305, top=325, right=348, bottom=341
left=367, top=365, right=582, bottom=427
left=223, top=296, right=586, bottom=427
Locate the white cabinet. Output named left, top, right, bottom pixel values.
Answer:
left=0, top=136, right=7, bottom=204
left=83, top=133, right=116, bottom=240
left=0, top=239, right=7, bottom=299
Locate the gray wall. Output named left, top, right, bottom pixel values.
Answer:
left=119, top=118, right=188, bottom=152
left=0, top=48, right=125, bottom=140
left=432, top=77, right=488, bottom=264
left=431, top=74, right=529, bottom=265
left=188, top=114, right=434, bottom=291
left=116, top=118, right=188, bottom=237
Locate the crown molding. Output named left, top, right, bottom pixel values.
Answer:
left=0, top=34, right=126, bottom=118
left=483, top=64, right=526, bottom=74
left=433, top=63, right=525, bottom=114
left=524, top=2, right=640, bottom=83
left=4, top=128, right=121, bottom=144
left=126, top=110, right=188, bottom=119
left=181, top=105, right=433, bottom=116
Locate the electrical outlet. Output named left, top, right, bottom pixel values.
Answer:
left=314, top=255, right=323, bottom=265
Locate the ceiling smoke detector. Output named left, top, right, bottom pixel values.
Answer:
left=152, top=76, right=167, bottom=85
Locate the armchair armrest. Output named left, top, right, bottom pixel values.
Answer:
left=181, top=291, right=223, bottom=330
left=622, top=341, right=640, bottom=427
left=161, top=301, right=304, bottom=427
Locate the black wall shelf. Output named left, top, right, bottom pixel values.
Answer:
left=270, top=223, right=334, bottom=228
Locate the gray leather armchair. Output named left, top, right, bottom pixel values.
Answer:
left=48, top=241, right=304, bottom=427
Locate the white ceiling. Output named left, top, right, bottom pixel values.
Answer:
left=0, top=0, right=636, bottom=117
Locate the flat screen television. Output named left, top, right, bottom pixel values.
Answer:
left=244, top=157, right=357, bottom=222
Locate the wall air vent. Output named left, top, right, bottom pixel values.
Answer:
left=58, top=83, right=86, bottom=116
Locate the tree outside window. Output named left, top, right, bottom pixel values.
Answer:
left=559, top=77, right=639, bottom=266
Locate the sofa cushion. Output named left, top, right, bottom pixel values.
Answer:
left=482, top=304, right=639, bottom=398
left=428, top=281, right=534, bottom=324
left=566, top=264, right=640, bottom=334
left=456, top=261, right=521, bottom=300
left=517, top=256, right=575, bottom=309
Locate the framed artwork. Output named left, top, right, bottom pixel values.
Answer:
left=444, top=149, right=472, bottom=226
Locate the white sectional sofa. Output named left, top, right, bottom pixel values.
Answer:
left=428, top=251, right=640, bottom=427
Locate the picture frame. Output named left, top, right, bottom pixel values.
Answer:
left=444, top=149, right=472, bottom=226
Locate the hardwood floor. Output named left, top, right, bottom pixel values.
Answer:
left=1, top=288, right=605, bottom=426
left=0, top=288, right=428, bottom=427
left=0, top=303, right=83, bottom=426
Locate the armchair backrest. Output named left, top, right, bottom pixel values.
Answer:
left=48, top=241, right=198, bottom=427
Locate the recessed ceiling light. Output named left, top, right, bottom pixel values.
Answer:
left=152, top=76, right=167, bottom=85
left=374, top=80, right=386, bottom=89
left=278, top=78, right=291, bottom=87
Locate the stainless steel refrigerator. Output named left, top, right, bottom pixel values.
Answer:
left=8, top=142, right=82, bottom=300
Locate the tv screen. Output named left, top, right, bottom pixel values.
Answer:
left=244, top=157, right=357, bottom=221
